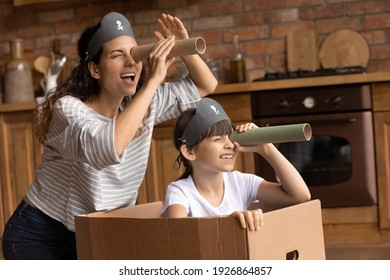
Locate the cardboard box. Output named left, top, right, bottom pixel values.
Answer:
left=75, top=199, right=325, bottom=260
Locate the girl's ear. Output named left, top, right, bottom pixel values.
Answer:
left=180, top=144, right=196, bottom=161
left=88, top=61, right=100, bottom=79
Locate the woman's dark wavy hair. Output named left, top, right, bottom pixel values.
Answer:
left=173, top=108, right=233, bottom=180
left=34, top=22, right=145, bottom=144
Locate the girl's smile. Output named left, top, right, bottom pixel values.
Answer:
left=192, top=135, right=238, bottom=173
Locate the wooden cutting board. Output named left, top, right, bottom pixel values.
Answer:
left=287, top=30, right=320, bottom=71
left=319, top=29, right=370, bottom=68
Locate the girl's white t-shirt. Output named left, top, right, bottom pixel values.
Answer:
left=161, top=171, right=263, bottom=217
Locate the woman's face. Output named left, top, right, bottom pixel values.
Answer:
left=92, top=35, right=142, bottom=99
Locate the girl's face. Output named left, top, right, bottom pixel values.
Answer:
left=191, top=134, right=237, bottom=174
left=92, top=35, right=142, bottom=99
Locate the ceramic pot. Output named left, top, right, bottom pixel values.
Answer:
left=4, top=39, right=35, bottom=103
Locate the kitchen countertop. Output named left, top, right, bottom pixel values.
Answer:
left=213, top=71, right=390, bottom=94
left=2, top=72, right=390, bottom=113
left=0, top=101, right=37, bottom=113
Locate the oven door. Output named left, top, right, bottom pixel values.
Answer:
left=254, top=111, right=377, bottom=207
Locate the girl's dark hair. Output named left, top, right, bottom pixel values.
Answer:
left=34, top=22, right=145, bottom=144
left=173, top=108, right=233, bottom=179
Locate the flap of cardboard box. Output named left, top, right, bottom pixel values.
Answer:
left=75, top=199, right=325, bottom=260
left=246, top=199, right=325, bottom=259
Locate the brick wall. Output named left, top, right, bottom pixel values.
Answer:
left=0, top=0, right=389, bottom=83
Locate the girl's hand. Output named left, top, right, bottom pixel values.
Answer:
left=235, top=122, right=258, bottom=133
left=233, top=123, right=271, bottom=154
left=155, top=13, right=189, bottom=40
left=230, top=209, right=264, bottom=231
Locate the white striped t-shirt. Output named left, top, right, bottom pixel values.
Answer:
left=26, top=77, right=200, bottom=231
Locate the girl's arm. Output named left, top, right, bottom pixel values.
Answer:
left=165, top=204, right=188, bottom=217
left=235, top=123, right=311, bottom=207
left=254, top=143, right=311, bottom=206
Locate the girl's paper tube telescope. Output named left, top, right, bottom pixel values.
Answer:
left=230, top=123, right=312, bottom=145
left=131, top=37, right=206, bottom=62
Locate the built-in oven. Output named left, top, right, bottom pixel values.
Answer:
left=251, top=83, right=377, bottom=207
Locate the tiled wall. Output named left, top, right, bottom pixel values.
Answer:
left=0, top=0, right=389, bottom=82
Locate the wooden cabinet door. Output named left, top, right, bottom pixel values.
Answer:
left=374, top=111, right=390, bottom=229
left=13, top=0, right=65, bottom=6
left=372, top=83, right=390, bottom=229
left=0, top=167, right=4, bottom=236
left=0, top=110, right=42, bottom=235
left=137, top=126, right=182, bottom=204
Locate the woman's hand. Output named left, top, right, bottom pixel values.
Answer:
left=146, top=36, right=176, bottom=84
left=153, top=13, right=218, bottom=96
left=230, top=209, right=264, bottom=231
left=155, top=13, right=189, bottom=40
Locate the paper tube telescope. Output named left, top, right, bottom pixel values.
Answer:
left=131, top=37, right=206, bottom=62
left=230, top=123, right=312, bottom=145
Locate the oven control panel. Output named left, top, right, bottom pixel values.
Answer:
left=251, top=84, right=371, bottom=118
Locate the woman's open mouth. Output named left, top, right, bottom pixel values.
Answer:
left=121, top=72, right=135, bottom=82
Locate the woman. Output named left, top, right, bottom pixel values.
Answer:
left=161, top=98, right=311, bottom=230
left=2, top=12, right=217, bottom=260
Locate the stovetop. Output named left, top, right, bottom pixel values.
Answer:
left=254, top=66, right=367, bottom=81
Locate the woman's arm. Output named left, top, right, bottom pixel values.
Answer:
left=114, top=36, right=176, bottom=156
left=156, top=13, right=218, bottom=97
left=181, top=54, right=218, bottom=97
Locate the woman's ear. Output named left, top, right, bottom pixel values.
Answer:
left=180, top=144, right=196, bottom=161
left=88, top=61, right=100, bottom=79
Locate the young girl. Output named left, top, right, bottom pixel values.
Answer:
left=2, top=12, right=217, bottom=260
left=161, top=98, right=311, bottom=230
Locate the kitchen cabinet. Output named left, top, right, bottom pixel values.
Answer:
left=372, top=83, right=390, bottom=229
left=13, top=0, right=65, bottom=6
left=0, top=102, right=43, bottom=236
left=13, top=0, right=106, bottom=7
